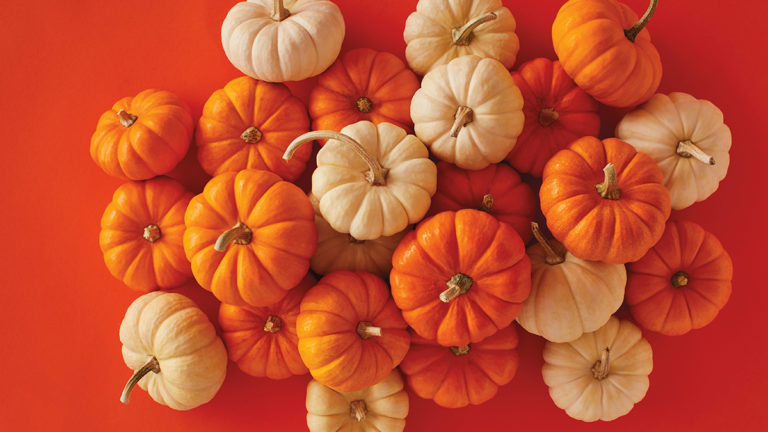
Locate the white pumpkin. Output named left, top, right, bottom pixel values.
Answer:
left=306, top=369, right=409, bottom=432
left=517, top=223, right=626, bottom=343
left=221, top=0, right=345, bottom=82
left=404, top=0, right=519, bottom=76
left=542, top=317, right=653, bottom=422
left=410, top=55, right=524, bottom=170
left=119, top=291, right=228, bottom=410
left=616, top=92, right=731, bottom=210
left=284, top=121, right=437, bottom=240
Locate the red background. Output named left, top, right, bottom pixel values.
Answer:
left=1, top=0, right=766, bottom=430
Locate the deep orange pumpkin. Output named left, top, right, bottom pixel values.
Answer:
left=627, top=220, right=733, bottom=335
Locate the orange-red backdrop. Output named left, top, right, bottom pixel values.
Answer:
left=1, top=0, right=766, bottom=430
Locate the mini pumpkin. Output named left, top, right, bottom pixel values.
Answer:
left=626, top=220, right=733, bottom=335
left=540, top=136, right=671, bottom=264
left=90, top=89, right=193, bottom=180
left=616, top=92, right=731, bottom=209
left=542, top=317, right=653, bottom=422
left=184, top=169, right=316, bottom=307
left=120, top=291, right=227, bottom=410
left=196, top=76, right=311, bottom=181
left=221, top=0, right=345, bottom=82
left=297, top=271, right=410, bottom=392
left=411, top=55, right=524, bottom=170
left=403, top=0, right=519, bottom=76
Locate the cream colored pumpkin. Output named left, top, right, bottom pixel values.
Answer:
left=543, top=317, right=653, bottom=422
left=221, top=0, right=345, bottom=82
left=284, top=121, right=437, bottom=240
left=517, top=223, right=626, bottom=343
left=404, top=0, right=519, bottom=76
left=411, top=55, right=524, bottom=170
left=119, top=291, right=228, bottom=410
left=306, top=369, right=409, bottom=432
left=616, top=92, right=731, bottom=210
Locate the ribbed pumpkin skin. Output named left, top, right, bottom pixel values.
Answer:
left=297, top=271, right=410, bottom=392
left=627, top=220, right=733, bottom=335
left=197, top=77, right=311, bottom=180
left=506, top=58, right=600, bottom=177
left=99, top=177, right=192, bottom=292
left=552, top=0, right=662, bottom=107
left=90, top=89, right=193, bottom=180
left=400, top=326, right=519, bottom=408
left=183, top=169, right=317, bottom=307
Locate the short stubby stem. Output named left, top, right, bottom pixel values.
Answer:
left=440, top=273, right=473, bottom=303
left=214, top=221, right=253, bottom=252
left=349, top=399, right=368, bottom=422
left=625, top=0, right=658, bottom=42
left=538, top=107, right=559, bottom=127
left=121, top=356, right=160, bottom=404
left=479, top=194, right=494, bottom=212
left=241, top=126, right=263, bottom=144
left=449, top=106, right=474, bottom=138
left=117, top=109, right=138, bottom=128
left=671, top=271, right=689, bottom=288
left=595, top=163, right=621, bottom=200
left=264, top=315, right=282, bottom=333
left=591, top=348, right=611, bottom=380
left=356, top=321, right=383, bottom=340
left=143, top=224, right=161, bottom=243
left=677, top=140, right=715, bottom=165
left=272, top=0, right=290, bottom=21
left=531, top=222, right=565, bottom=265
left=356, top=97, right=373, bottom=113
left=452, top=12, right=498, bottom=45
left=450, top=344, right=471, bottom=356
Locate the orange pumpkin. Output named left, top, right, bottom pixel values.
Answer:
left=552, top=0, right=662, bottom=107
left=540, top=136, right=671, bottom=264
left=427, top=162, right=537, bottom=244
left=400, top=325, right=519, bottom=408
left=90, top=89, right=193, bottom=180
left=99, top=177, right=192, bottom=292
left=297, top=271, right=410, bottom=392
left=219, top=275, right=314, bottom=379
left=627, top=220, right=733, bottom=335
left=390, top=209, right=530, bottom=347
left=183, top=169, right=316, bottom=307
left=196, top=77, right=311, bottom=181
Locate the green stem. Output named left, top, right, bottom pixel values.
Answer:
left=625, top=0, right=658, bottom=42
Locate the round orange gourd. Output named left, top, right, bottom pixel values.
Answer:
left=297, top=271, right=410, bottom=392
left=390, top=209, right=531, bottom=347
left=196, top=77, right=311, bottom=181
left=552, top=0, right=662, bottom=107
left=90, top=89, right=193, bottom=180
left=99, top=178, right=192, bottom=292
left=540, top=136, right=671, bottom=264
left=626, top=220, right=733, bottom=335
left=400, top=326, right=519, bottom=408
left=183, top=169, right=317, bottom=307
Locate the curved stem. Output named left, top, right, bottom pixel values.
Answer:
left=116, top=109, right=138, bottom=128
left=538, top=108, right=559, bottom=127
left=440, top=273, right=473, bottom=303
left=121, top=357, right=160, bottom=404
left=450, top=344, right=471, bottom=356
left=356, top=97, right=373, bottom=113
left=479, top=194, right=494, bottom=212
left=214, top=222, right=253, bottom=252
left=677, top=140, right=715, bottom=165
left=143, top=224, right=161, bottom=243
left=625, top=0, right=658, bottom=42
left=449, top=106, right=474, bottom=138
left=531, top=222, right=565, bottom=265
left=272, top=0, right=290, bottom=21
left=591, top=348, right=611, bottom=380
left=356, top=321, right=383, bottom=340
left=241, top=126, right=263, bottom=144
left=349, top=400, right=368, bottom=421
left=452, top=12, right=498, bottom=45
left=671, top=271, right=689, bottom=288
left=284, top=130, right=389, bottom=185
left=264, top=315, right=282, bottom=333
left=595, top=163, right=621, bottom=200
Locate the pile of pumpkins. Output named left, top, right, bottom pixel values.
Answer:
left=92, top=0, right=734, bottom=426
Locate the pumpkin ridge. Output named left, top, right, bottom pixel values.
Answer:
left=135, top=117, right=189, bottom=161
left=152, top=242, right=188, bottom=276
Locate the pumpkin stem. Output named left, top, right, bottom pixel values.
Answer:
left=284, top=130, right=390, bottom=186
left=349, top=400, right=368, bottom=422
left=677, top=140, right=715, bottom=165
left=214, top=221, right=253, bottom=252
left=671, top=271, right=689, bottom=288
left=452, top=12, right=498, bottom=45
left=440, top=273, right=473, bottom=303
left=538, top=108, right=559, bottom=127
left=120, top=356, right=160, bottom=404
left=348, top=233, right=365, bottom=244
left=591, top=348, right=611, bottom=380
left=356, top=321, right=383, bottom=339
left=116, top=109, right=138, bottom=128
left=356, top=97, right=373, bottom=113
left=595, top=163, right=621, bottom=200
left=479, top=194, right=494, bottom=212
left=531, top=222, right=566, bottom=265
left=143, top=224, right=161, bottom=243
left=450, top=344, right=471, bottom=356
left=241, top=126, right=263, bottom=144
left=272, top=0, right=291, bottom=21
left=625, top=0, right=658, bottom=42
left=449, top=106, right=474, bottom=138
left=264, top=315, right=282, bottom=333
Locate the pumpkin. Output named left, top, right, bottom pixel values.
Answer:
left=427, top=162, right=537, bottom=244
left=100, top=178, right=192, bottom=292
left=542, top=317, right=653, bottom=422
left=517, top=223, right=626, bottom=343
left=297, top=271, right=410, bottom=392
left=183, top=169, right=316, bottom=307
left=306, top=369, right=409, bottom=432
left=390, top=209, right=531, bottom=347
left=410, top=55, right=524, bottom=170
left=196, top=76, right=311, bottom=181
left=119, top=291, right=227, bottom=410
left=284, top=121, right=436, bottom=240
left=221, top=0, right=345, bottom=82
left=90, top=89, right=193, bottom=180
left=540, top=136, right=671, bottom=264
left=506, top=57, right=600, bottom=178
left=400, top=325, right=519, bottom=408
left=403, top=0, right=519, bottom=76
left=309, top=48, right=420, bottom=139
left=626, top=220, right=733, bottom=335
left=616, top=92, right=731, bottom=210
left=219, top=275, right=314, bottom=379
left=552, top=0, right=662, bottom=107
